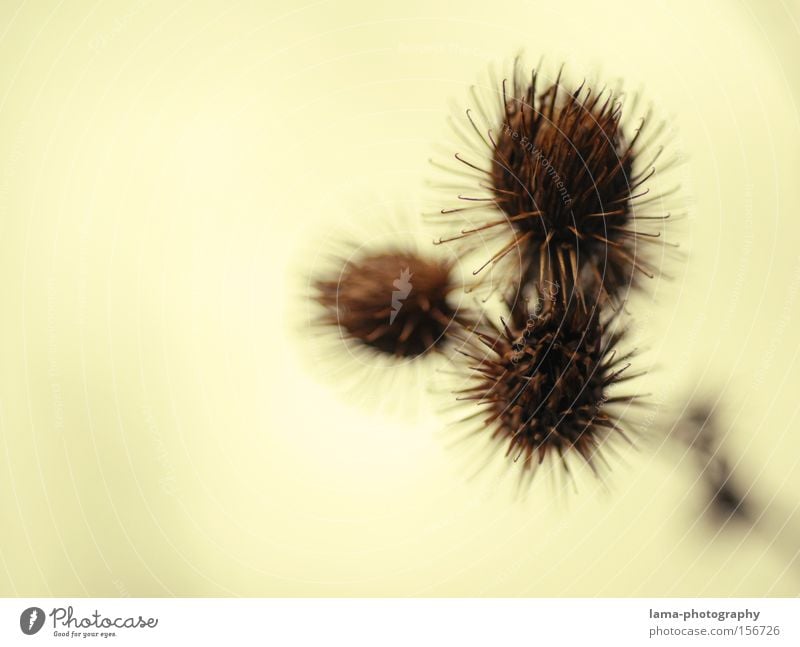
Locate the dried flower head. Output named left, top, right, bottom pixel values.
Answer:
left=434, top=60, right=676, bottom=305
left=453, top=300, right=642, bottom=481
left=313, top=247, right=465, bottom=359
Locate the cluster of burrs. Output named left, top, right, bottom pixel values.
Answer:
left=310, top=58, right=678, bottom=486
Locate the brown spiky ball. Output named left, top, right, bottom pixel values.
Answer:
left=454, top=300, right=642, bottom=478
left=313, top=249, right=464, bottom=358
left=436, top=62, right=673, bottom=305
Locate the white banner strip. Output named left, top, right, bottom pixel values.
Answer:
left=1, top=598, right=796, bottom=646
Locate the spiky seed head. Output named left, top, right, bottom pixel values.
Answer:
left=313, top=249, right=462, bottom=358
left=436, top=62, right=672, bottom=306
left=454, top=300, right=641, bottom=479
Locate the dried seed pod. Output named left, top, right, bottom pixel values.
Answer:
left=434, top=60, right=677, bottom=306
left=313, top=247, right=466, bottom=359
left=668, top=396, right=800, bottom=584
left=675, top=401, right=753, bottom=527
left=452, top=300, right=643, bottom=481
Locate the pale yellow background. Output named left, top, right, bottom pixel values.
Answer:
left=1, top=0, right=799, bottom=596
